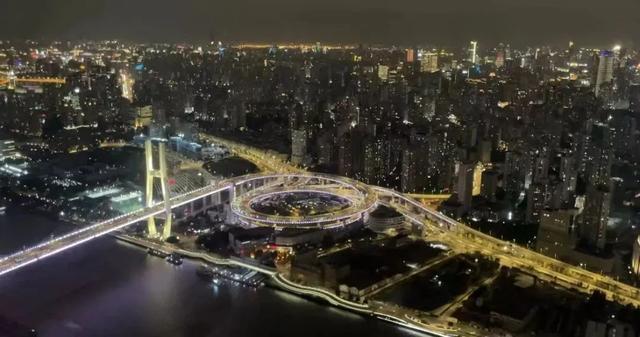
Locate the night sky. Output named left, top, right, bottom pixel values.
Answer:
left=2, top=0, right=640, bottom=47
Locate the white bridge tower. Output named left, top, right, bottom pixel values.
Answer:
left=144, top=139, right=173, bottom=239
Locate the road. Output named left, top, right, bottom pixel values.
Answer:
left=365, top=253, right=455, bottom=298
left=231, top=178, right=376, bottom=229
left=0, top=179, right=231, bottom=277
left=375, top=186, right=640, bottom=307
left=2, top=133, right=639, bottom=310
left=199, top=133, right=304, bottom=173
left=176, top=135, right=640, bottom=308
left=0, top=172, right=370, bottom=277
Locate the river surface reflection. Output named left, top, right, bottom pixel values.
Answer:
left=0, top=209, right=420, bottom=337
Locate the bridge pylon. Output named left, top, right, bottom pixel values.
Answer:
left=144, top=139, right=173, bottom=239
left=7, top=71, right=16, bottom=90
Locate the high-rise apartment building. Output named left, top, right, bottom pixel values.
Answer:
left=594, top=50, right=614, bottom=97
left=456, top=161, right=475, bottom=211
left=420, top=52, right=439, bottom=73
left=469, top=41, right=478, bottom=64
left=581, top=184, right=611, bottom=252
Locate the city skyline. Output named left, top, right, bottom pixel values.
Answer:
left=2, top=0, right=640, bottom=47
left=1, top=4, right=640, bottom=332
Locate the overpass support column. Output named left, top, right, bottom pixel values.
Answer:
left=229, top=183, right=236, bottom=202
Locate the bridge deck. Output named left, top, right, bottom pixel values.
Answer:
left=1, top=172, right=638, bottom=308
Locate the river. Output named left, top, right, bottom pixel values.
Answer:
left=0, top=208, right=420, bottom=337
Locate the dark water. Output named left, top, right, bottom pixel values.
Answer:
left=0, top=211, right=421, bottom=337
left=0, top=206, right=75, bottom=255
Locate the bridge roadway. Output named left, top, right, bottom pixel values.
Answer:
left=231, top=176, right=377, bottom=229
left=203, top=140, right=634, bottom=306
left=198, top=133, right=304, bottom=174
left=1, top=169, right=639, bottom=308
left=0, top=180, right=230, bottom=277
left=0, top=172, right=369, bottom=277
left=374, top=186, right=640, bottom=307
left=0, top=76, right=66, bottom=86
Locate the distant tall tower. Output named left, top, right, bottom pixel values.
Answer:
left=406, top=49, right=415, bottom=63
left=469, top=41, right=478, bottom=64
left=145, top=139, right=173, bottom=239
left=568, top=41, right=578, bottom=62
left=495, top=43, right=506, bottom=68
left=495, top=51, right=505, bottom=68
left=595, top=50, right=614, bottom=97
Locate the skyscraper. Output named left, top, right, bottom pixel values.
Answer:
left=495, top=43, right=506, bottom=68
left=531, top=150, right=550, bottom=184
left=406, top=49, right=415, bottom=63
left=580, top=184, right=611, bottom=252
left=291, top=129, right=308, bottom=165
left=586, top=123, right=613, bottom=186
left=503, top=151, right=525, bottom=197
left=401, top=145, right=429, bottom=193
left=480, top=169, right=499, bottom=202
left=363, top=137, right=386, bottom=185
left=469, top=41, right=478, bottom=64
left=526, top=182, right=547, bottom=224
left=594, top=50, right=614, bottom=97
left=456, top=161, right=475, bottom=211
left=536, top=209, right=578, bottom=259
left=420, top=52, right=439, bottom=73
left=559, top=154, right=578, bottom=203
left=377, top=65, right=389, bottom=81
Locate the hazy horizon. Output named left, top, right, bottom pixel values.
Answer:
left=2, top=0, right=639, bottom=48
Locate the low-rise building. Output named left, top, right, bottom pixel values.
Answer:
left=228, top=227, right=274, bottom=256
left=275, top=228, right=324, bottom=247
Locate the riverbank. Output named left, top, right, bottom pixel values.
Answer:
left=114, top=233, right=460, bottom=337
left=0, top=236, right=419, bottom=337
